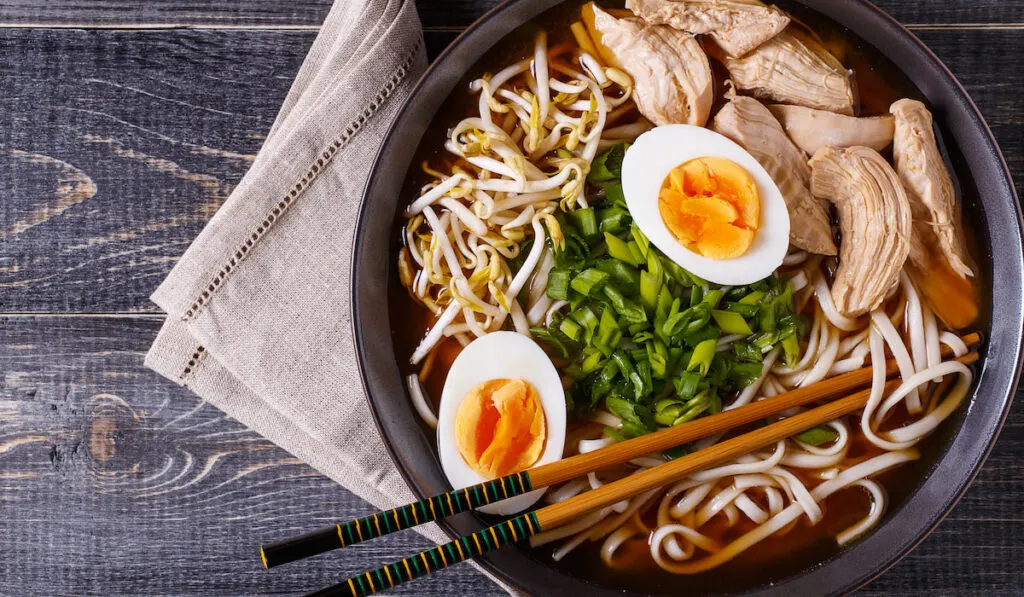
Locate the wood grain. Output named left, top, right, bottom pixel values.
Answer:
left=0, top=316, right=501, bottom=597
left=1, top=28, right=1021, bottom=314
left=0, top=0, right=1021, bottom=28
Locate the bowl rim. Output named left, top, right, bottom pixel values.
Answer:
left=352, top=1, right=1024, bottom=595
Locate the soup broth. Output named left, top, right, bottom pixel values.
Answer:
left=388, top=1, right=988, bottom=593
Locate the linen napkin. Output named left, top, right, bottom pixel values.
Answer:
left=145, top=0, right=458, bottom=553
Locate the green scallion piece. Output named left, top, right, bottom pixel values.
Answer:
left=712, top=310, right=753, bottom=335
left=603, top=285, right=647, bottom=324
left=547, top=269, right=571, bottom=301
left=640, top=271, right=662, bottom=312
left=782, top=332, right=801, bottom=367
left=604, top=232, right=641, bottom=266
left=739, top=290, right=765, bottom=305
left=604, top=183, right=626, bottom=207
left=560, top=317, right=583, bottom=342
left=570, top=268, right=610, bottom=297
left=795, top=426, right=839, bottom=446
left=702, top=289, right=724, bottom=309
left=597, top=258, right=641, bottom=289
left=687, top=339, right=717, bottom=377
left=723, top=301, right=760, bottom=317
left=573, top=207, right=599, bottom=239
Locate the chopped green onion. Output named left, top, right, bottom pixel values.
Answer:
left=782, top=332, right=801, bottom=367
left=723, top=301, right=760, bottom=317
left=573, top=207, right=599, bottom=240
left=570, top=306, right=599, bottom=344
left=796, top=426, right=839, bottom=446
left=690, top=285, right=704, bottom=307
left=570, top=268, right=610, bottom=297
left=732, top=341, right=762, bottom=363
left=728, top=360, right=764, bottom=387
left=655, top=399, right=684, bottom=426
left=627, top=241, right=646, bottom=266
left=712, top=310, right=754, bottom=335
left=529, top=327, right=577, bottom=358
left=603, top=286, right=648, bottom=324
left=683, top=324, right=718, bottom=348
left=739, top=290, right=765, bottom=305
left=604, top=183, right=626, bottom=207
left=674, top=370, right=701, bottom=399
left=687, top=339, right=717, bottom=377
left=581, top=350, right=604, bottom=375
left=595, top=308, right=622, bottom=357
left=604, top=232, right=641, bottom=266
left=560, top=317, right=583, bottom=341
left=597, top=258, right=641, bottom=290
left=599, top=205, right=630, bottom=233
left=702, top=289, right=724, bottom=309
left=589, top=143, right=628, bottom=184
left=640, top=271, right=662, bottom=312
left=630, top=223, right=650, bottom=259
left=546, top=269, right=571, bottom=300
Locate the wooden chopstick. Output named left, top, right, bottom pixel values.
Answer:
left=260, top=333, right=980, bottom=568
left=304, top=350, right=980, bottom=597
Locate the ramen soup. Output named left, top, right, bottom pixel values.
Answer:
left=390, top=0, right=986, bottom=592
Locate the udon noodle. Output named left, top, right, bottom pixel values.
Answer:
left=395, top=1, right=980, bottom=584
left=529, top=263, right=973, bottom=572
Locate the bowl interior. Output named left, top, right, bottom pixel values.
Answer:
left=353, top=1, right=1023, bottom=595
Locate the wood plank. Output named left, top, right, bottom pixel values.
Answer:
left=0, top=315, right=502, bottom=597
left=1, top=27, right=1021, bottom=314
left=0, top=315, right=1022, bottom=595
left=0, top=0, right=1021, bottom=28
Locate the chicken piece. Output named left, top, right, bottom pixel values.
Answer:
left=724, top=30, right=855, bottom=115
left=810, top=146, right=913, bottom=317
left=590, top=4, right=714, bottom=126
left=769, top=104, right=894, bottom=156
left=626, top=0, right=790, bottom=57
left=890, top=99, right=973, bottom=278
left=712, top=96, right=837, bottom=255
left=890, top=98, right=977, bottom=328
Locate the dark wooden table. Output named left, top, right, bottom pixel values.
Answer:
left=1, top=1, right=1022, bottom=596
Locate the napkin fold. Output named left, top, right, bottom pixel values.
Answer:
left=146, top=0, right=441, bottom=542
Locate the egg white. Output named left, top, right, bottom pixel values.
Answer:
left=436, top=331, right=566, bottom=515
left=621, top=125, right=791, bottom=285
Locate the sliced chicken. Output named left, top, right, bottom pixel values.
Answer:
left=712, top=96, right=837, bottom=255
left=590, top=5, right=714, bottom=126
left=769, top=104, right=894, bottom=156
left=724, top=30, right=855, bottom=116
left=890, top=99, right=973, bottom=278
left=890, top=99, right=978, bottom=328
left=626, top=0, right=789, bottom=57
left=810, top=146, right=913, bottom=317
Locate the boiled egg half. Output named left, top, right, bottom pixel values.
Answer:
left=622, top=125, right=790, bottom=285
left=437, top=331, right=566, bottom=514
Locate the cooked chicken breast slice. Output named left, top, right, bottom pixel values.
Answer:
left=724, top=30, right=855, bottom=116
left=890, top=99, right=973, bottom=279
left=591, top=5, right=714, bottom=126
left=712, top=96, right=837, bottom=255
left=626, top=0, right=789, bottom=57
left=810, top=146, right=913, bottom=317
left=768, top=104, right=894, bottom=156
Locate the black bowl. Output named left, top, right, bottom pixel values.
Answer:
left=353, top=1, right=1023, bottom=595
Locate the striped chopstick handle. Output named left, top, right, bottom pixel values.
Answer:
left=304, top=512, right=541, bottom=597
left=260, top=471, right=534, bottom=568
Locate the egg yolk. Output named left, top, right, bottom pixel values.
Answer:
left=658, top=157, right=760, bottom=259
left=454, top=379, right=547, bottom=479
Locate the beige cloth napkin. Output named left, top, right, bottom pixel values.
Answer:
left=145, top=0, right=478, bottom=561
